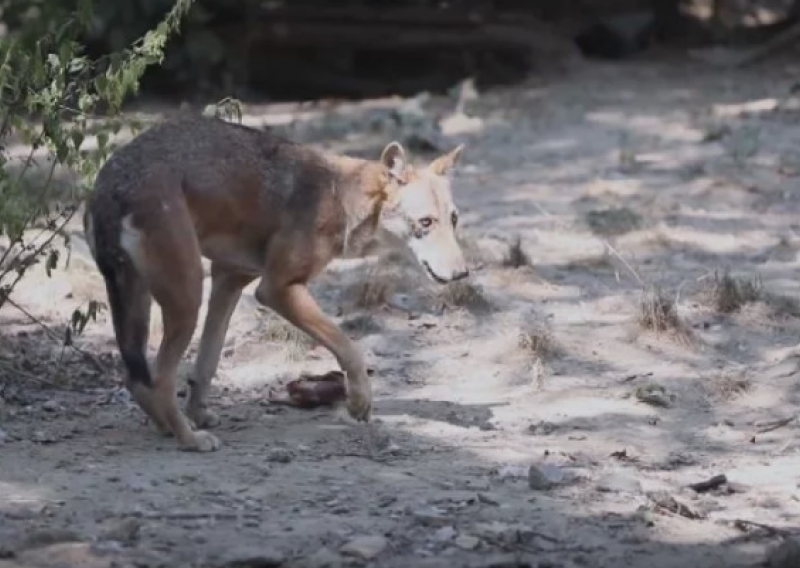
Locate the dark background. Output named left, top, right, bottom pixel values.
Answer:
left=2, top=0, right=798, bottom=102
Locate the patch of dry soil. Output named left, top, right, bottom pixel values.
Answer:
left=3, top=57, right=800, bottom=567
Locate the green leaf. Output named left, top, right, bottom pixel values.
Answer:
left=71, top=130, right=84, bottom=151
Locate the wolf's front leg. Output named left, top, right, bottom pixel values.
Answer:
left=254, top=279, right=372, bottom=421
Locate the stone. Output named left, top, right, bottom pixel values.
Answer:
left=496, top=464, right=528, bottom=481
left=528, top=463, right=566, bottom=490
left=99, top=518, right=142, bottom=543
left=306, top=546, right=342, bottom=568
left=527, top=421, right=558, bottom=435
left=474, top=522, right=535, bottom=545
left=431, top=526, right=457, bottom=542
left=596, top=472, right=642, bottom=494
left=265, top=448, right=293, bottom=464
left=218, top=546, right=285, bottom=567
left=20, top=529, right=83, bottom=550
left=340, top=535, right=388, bottom=560
left=454, top=535, right=480, bottom=550
left=413, top=510, right=453, bottom=527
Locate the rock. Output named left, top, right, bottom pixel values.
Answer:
left=474, top=521, right=535, bottom=545
left=454, top=535, right=480, bottom=550
left=413, top=509, right=453, bottom=527
left=265, top=448, right=293, bottom=464
left=634, top=383, right=675, bottom=408
left=526, top=421, right=558, bottom=435
left=15, top=542, right=115, bottom=568
left=584, top=207, right=643, bottom=237
left=32, top=430, right=58, bottom=444
left=431, top=526, right=457, bottom=542
left=766, top=537, right=800, bottom=568
left=218, top=546, right=286, bottom=567
left=339, top=535, right=388, bottom=560
left=99, top=518, right=142, bottom=543
left=306, top=546, right=342, bottom=568
left=528, top=463, right=566, bottom=490
left=496, top=464, right=528, bottom=481
left=477, top=493, right=499, bottom=506
left=464, top=553, right=534, bottom=568
left=596, top=472, right=642, bottom=494
left=42, top=399, right=60, bottom=412
left=20, top=529, right=83, bottom=550
left=646, top=491, right=705, bottom=519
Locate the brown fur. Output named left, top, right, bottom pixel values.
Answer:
left=83, top=115, right=468, bottom=452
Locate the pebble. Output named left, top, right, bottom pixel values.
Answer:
left=635, top=383, right=675, bottom=408
left=431, top=526, right=457, bottom=542
left=413, top=510, right=453, bottom=527
left=596, top=472, right=642, bottom=494
left=454, top=535, right=480, bottom=550
left=20, top=528, right=82, bottom=550
left=32, top=431, right=57, bottom=444
left=527, top=421, right=558, bottom=435
left=528, top=463, right=566, bottom=490
left=265, top=448, right=293, bottom=464
left=218, top=546, right=286, bottom=567
left=42, top=400, right=60, bottom=412
left=496, top=464, right=528, bottom=481
left=340, top=535, right=388, bottom=560
left=474, top=521, right=534, bottom=545
left=306, top=546, right=342, bottom=568
left=99, top=518, right=142, bottom=543
left=477, top=492, right=500, bottom=506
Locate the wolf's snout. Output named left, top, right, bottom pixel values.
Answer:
left=421, top=260, right=470, bottom=284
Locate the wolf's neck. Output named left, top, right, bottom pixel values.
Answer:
left=325, top=154, right=385, bottom=256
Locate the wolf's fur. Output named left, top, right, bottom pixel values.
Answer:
left=83, top=115, right=468, bottom=451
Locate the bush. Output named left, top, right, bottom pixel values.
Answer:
left=0, top=0, right=195, bottom=313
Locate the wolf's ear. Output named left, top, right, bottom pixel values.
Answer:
left=428, top=144, right=464, bottom=176
left=380, top=141, right=408, bottom=182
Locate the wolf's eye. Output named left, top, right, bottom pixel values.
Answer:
left=419, top=217, right=434, bottom=229
left=451, top=212, right=458, bottom=227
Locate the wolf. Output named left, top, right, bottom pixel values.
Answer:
left=83, top=114, right=469, bottom=451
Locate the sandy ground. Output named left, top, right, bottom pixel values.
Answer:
left=3, top=54, right=800, bottom=568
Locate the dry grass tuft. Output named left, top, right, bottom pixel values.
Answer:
left=256, top=308, right=315, bottom=361
left=436, top=281, right=492, bottom=314
left=514, top=320, right=560, bottom=390
left=517, top=325, right=558, bottom=361
left=350, top=273, right=395, bottom=310
left=708, top=270, right=762, bottom=314
left=502, top=236, right=531, bottom=268
left=701, top=269, right=800, bottom=319
left=340, top=259, right=425, bottom=313
left=702, top=368, right=751, bottom=401
left=637, top=285, right=694, bottom=343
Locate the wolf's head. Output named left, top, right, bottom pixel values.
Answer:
left=377, top=141, right=469, bottom=284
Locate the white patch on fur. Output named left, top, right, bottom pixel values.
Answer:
left=119, top=214, right=146, bottom=273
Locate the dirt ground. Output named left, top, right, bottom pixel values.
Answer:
left=3, top=54, right=800, bottom=568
